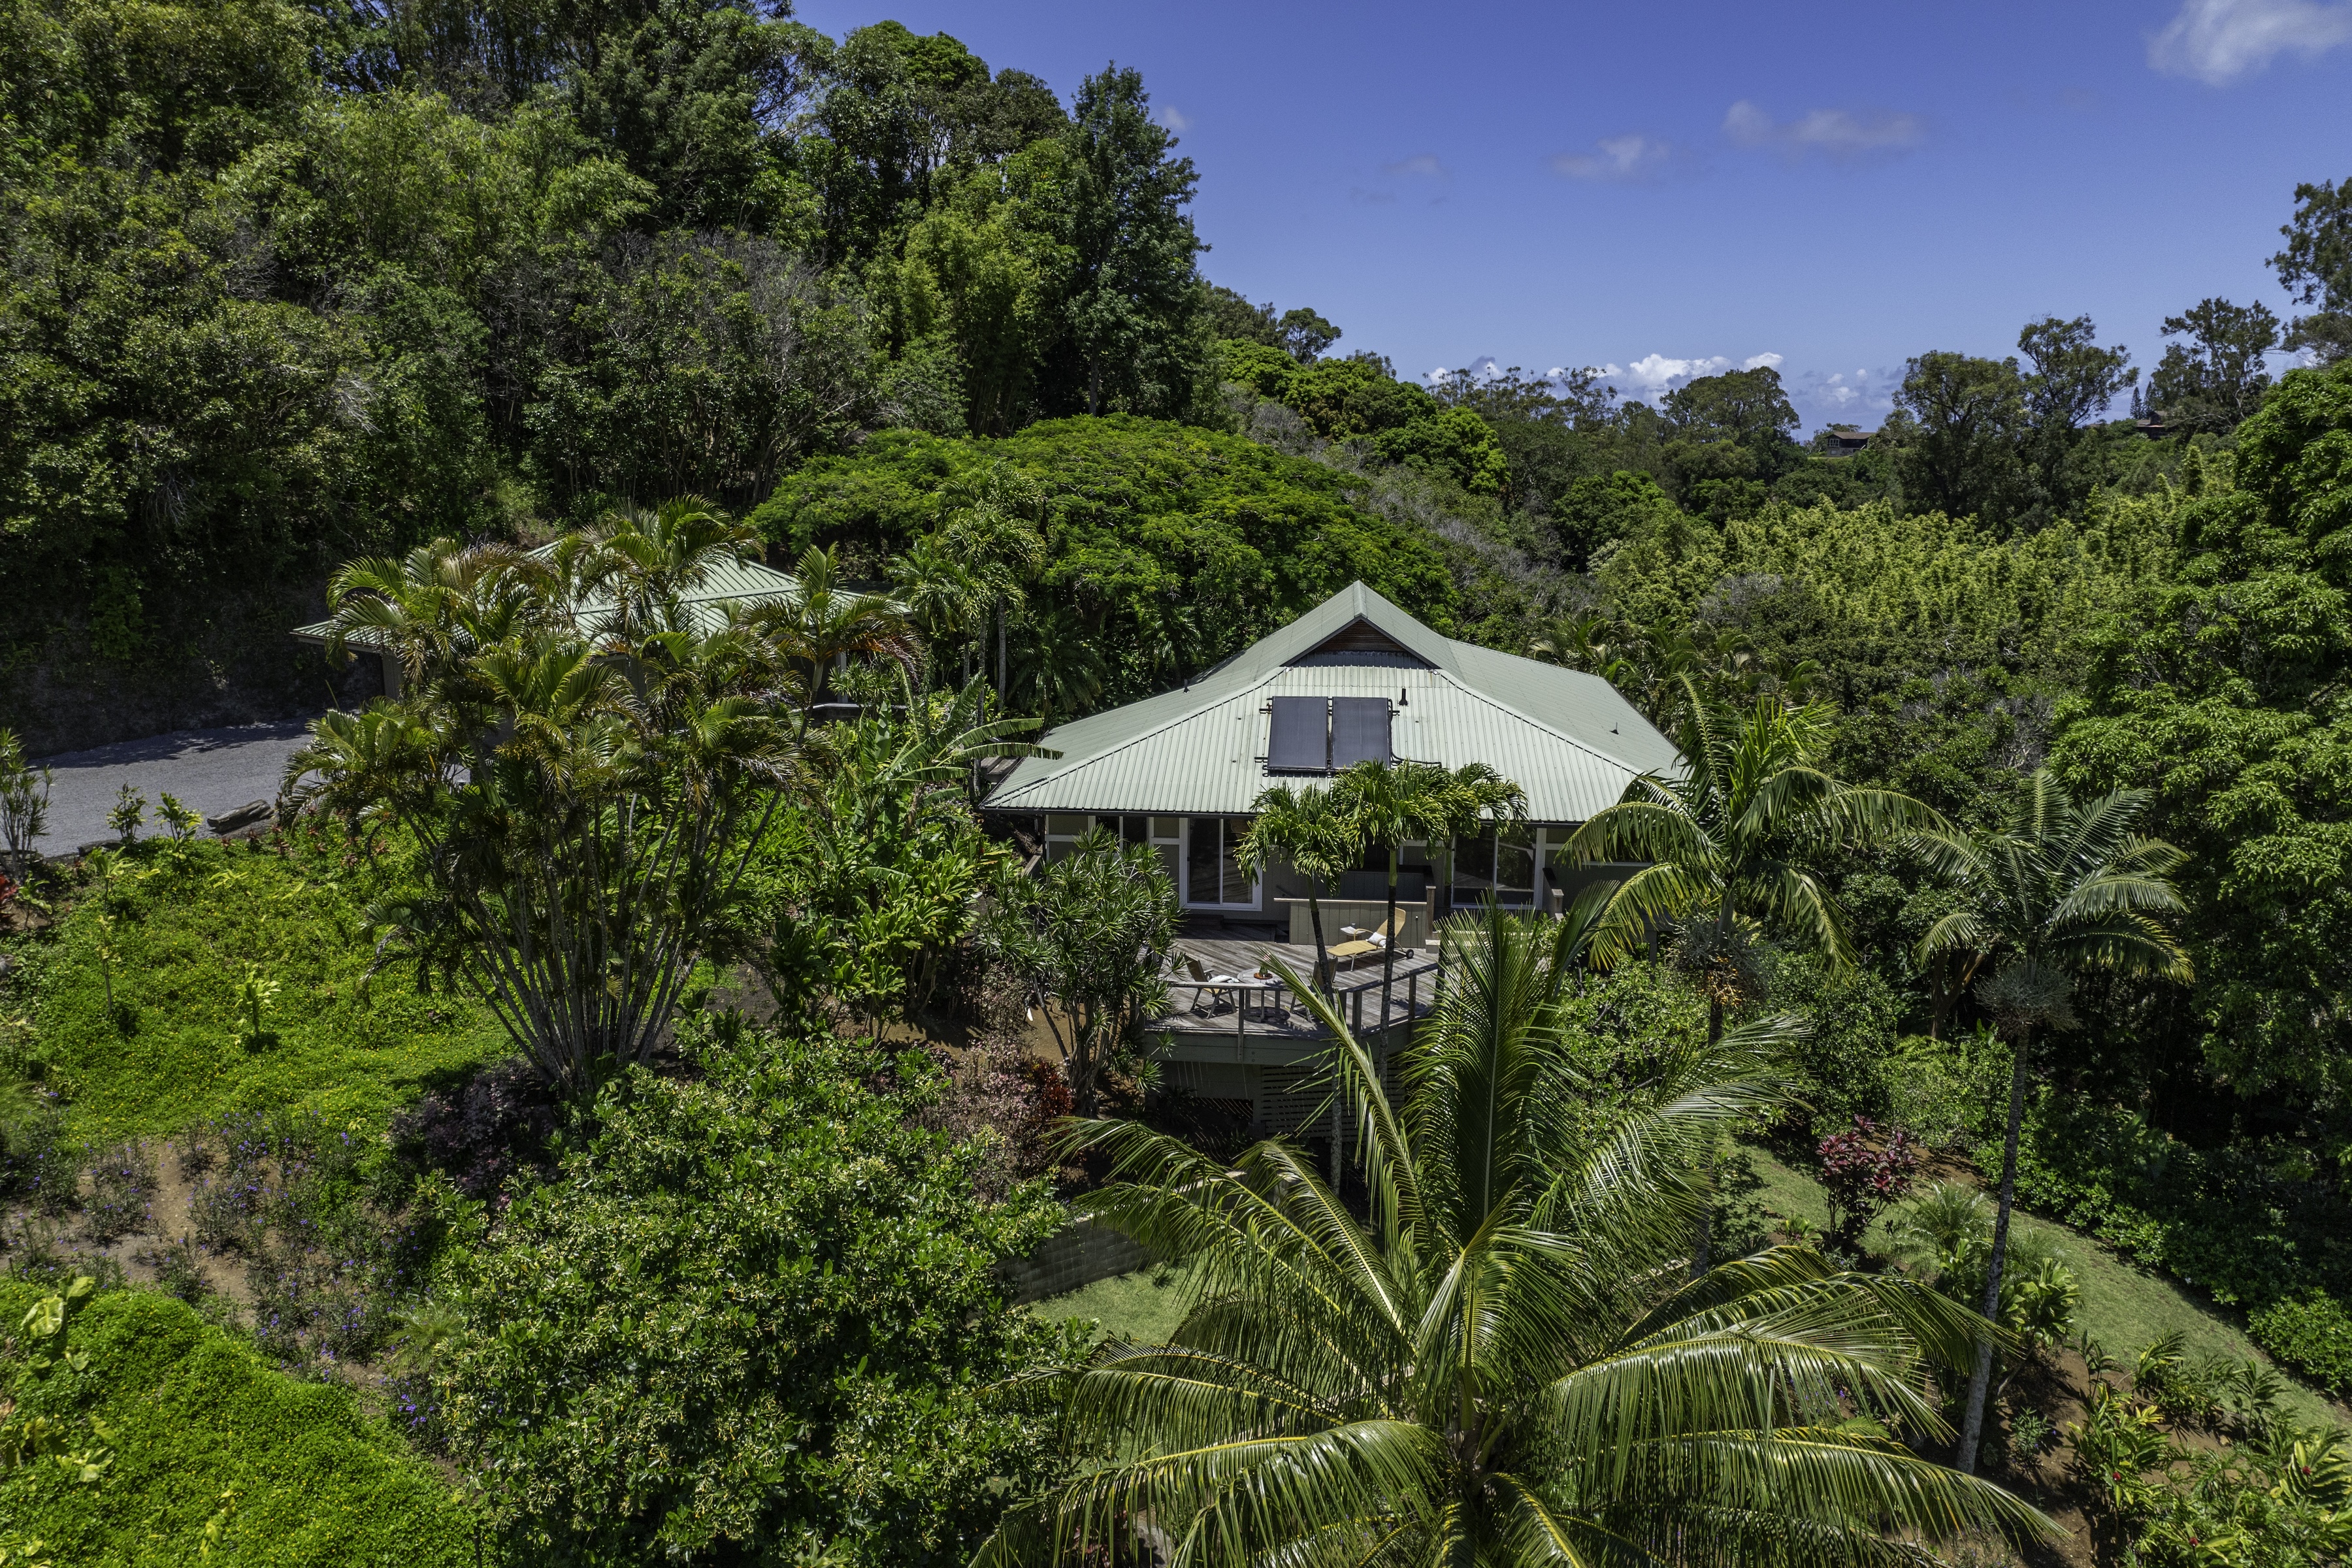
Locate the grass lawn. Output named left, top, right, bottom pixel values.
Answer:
left=1033, top=1261, right=1203, bottom=1345
left=5, top=835, right=509, bottom=1139
left=1040, top=1148, right=2347, bottom=1435
left=1740, top=1142, right=2347, bottom=1432
left=0, top=1282, right=478, bottom=1565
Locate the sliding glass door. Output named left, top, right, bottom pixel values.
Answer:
left=1183, top=817, right=1258, bottom=908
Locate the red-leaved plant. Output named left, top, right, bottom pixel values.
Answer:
left=1818, top=1115, right=1922, bottom=1249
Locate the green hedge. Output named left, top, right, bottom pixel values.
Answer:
left=2248, top=1292, right=2352, bottom=1398
left=0, top=1284, right=475, bottom=1565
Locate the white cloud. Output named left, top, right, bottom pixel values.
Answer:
left=1591, top=352, right=1793, bottom=405
left=1601, top=354, right=1731, bottom=402
left=1552, top=134, right=1671, bottom=181
left=1384, top=154, right=1445, bottom=178
left=1158, top=106, right=1191, bottom=131
left=1422, top=357, right=1508, bottom=387
left=2148, top=0, right=2352, bottom=82
left=1723, top=99, right=1924, bottom=156
left=1789, top=367, right=1898, bottom=427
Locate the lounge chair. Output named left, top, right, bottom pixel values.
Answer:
left=1328, top=911, right=1403, bottom=970
left=1182, top=954, right=1240, bottom=1014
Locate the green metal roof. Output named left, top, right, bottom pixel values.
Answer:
left=986, top=581, right=1681, bottom=824
left=290, top=551, right=801, bottom=649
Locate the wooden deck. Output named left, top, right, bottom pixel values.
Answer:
left=1154, top=934, right=1439, bottom=1054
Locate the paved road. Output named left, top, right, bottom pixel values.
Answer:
left=24, top=719, right=321, bottom=855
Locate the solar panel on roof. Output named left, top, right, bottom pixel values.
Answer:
left=1331, top=697, right=1393, bottom=767
left=1267, top=696, right=1329, bottom=772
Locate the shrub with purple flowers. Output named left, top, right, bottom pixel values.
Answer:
left=178, top=1107, right=442, bottom=1379
left=83, top=1139, right=155, bottom=1241
left=1817, top=1115, right=1923, bottom=1248
left=0, top=1103, right=81, bottom=1216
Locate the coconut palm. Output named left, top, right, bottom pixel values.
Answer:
left=979, top=906, right=2050, bottom=1567
left=1569, top=681, right=1943, bottom=1271
left=751, top=545, right=920, bottom=708
left=1235, top=782, right=1360, bottom=995
left=1336, top=758, right=1526, bottom=1041
left=1912, top=768, right=2190, bottom=1474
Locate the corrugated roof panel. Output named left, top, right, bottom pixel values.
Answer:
left=292, top=555, right=802, bottom=649
left=988, top=581, right=1684, bottom=823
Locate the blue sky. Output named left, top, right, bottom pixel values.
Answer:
left=792, top=0, right=2352, bottom=430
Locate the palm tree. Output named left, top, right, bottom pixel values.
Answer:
left=979, top=905, right=2050, bottom=1566
left=1913, top=769, right=2190, bottom=1475
left=751, top=545, right=920, bottom=708
left=321, top=537, right=564, bottom=702
left=582, top=497, right=759, bottom=642
left=1336, top=759, right=1526, bottom=1041
left=887, top=531, right=989, bottom=681
left=1526, top=608, right=1631, bottom=685
left=1235, top=782, right=1359, bottom=995
left=291, top=541, right=802, bottom=1096
left=937, top=461, right=1047, bottom=694
left=1569, top=681, right=1942, bottom=1271
left=1012, top=602, right=1107, bottom=726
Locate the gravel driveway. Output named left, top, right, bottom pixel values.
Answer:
left=23, top=719, right=322, bottom=855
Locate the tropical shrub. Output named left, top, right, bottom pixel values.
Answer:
left=436, top=1015, right=1080, bottom=1566
left=751, top=678, right=1039, bottom=1026
left=180, top=1109, right=442, bottom=1376
left=979, top=828, right=1179, bottom=1115
left=1817, top=1115, right=1922, bottom=1247
left=2248, top=1292, right=2352, bottom=1397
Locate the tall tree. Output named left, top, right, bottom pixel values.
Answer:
left=2148, top=297, right=2280, bottom=434
left=1570, top=681, right=1943, bottom=1267
left=2016, top=314, right=2134, bottom=523
left=1913, top=770, right=2191, bottom=1475
left=1052, top=65, right=1207, bottom=417
left=1662, top=365, right=1801, bottom=457
left=2273, top=176, right=2352, bottom=365
left=979, top=905, right=2049, bottom=1565
left=1891, top=351, right=2031, bottom=529
left=2051, top=357, right=2352, bottom=1109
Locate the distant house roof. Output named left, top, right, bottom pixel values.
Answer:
left=985, top=581, right=1681, bottom=823
left=289, top=549, right=800, bottom=652
left=1824, top=425, right=1875, bottom=453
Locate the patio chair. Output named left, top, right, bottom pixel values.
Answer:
left=1328, top=911, right=1403, bottom=970
left=1182, top=954, right=1240, bottom=1015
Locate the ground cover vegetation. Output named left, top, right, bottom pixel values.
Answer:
left=1, top=0, right=2351, bottom=1558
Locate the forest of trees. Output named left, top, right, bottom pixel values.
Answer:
left=7, top=1, right=2352, bottom=1557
